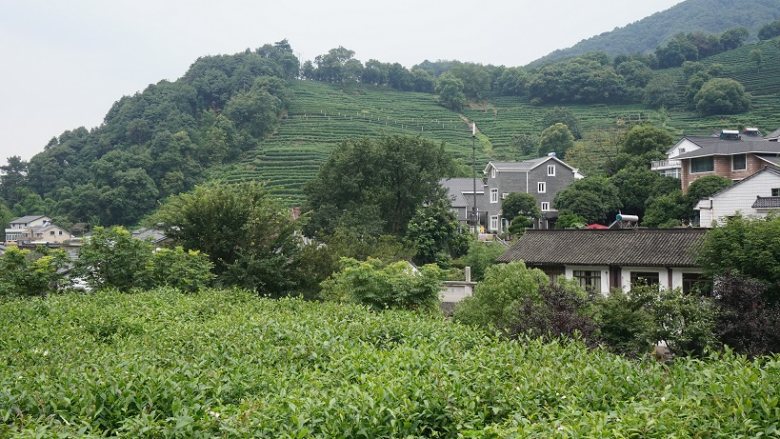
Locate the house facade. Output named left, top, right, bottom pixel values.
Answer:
left=655, top=131, right=780, bottom=193
left=442, top=155, right=579, bottom=233
left=4, top=215, right=53, bottom=244
left=695, top=167, right=780, bottom=227
left=497, top=229, right=709, bottom=295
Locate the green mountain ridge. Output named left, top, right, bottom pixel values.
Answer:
left=528, top=0, right=780, bottom=68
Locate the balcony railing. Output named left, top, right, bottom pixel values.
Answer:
left=650, top=159, right=681, bottom=171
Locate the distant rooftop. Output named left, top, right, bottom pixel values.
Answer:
left=675, top=136, right=780, bottom=159
left=9, top=215, right=48, bottom=225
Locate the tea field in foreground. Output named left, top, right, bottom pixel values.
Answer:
left=1, top=289, right=779, bottom=437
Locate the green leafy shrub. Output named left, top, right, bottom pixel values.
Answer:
left=320, top=257, right=442, bottom=311
left=596, top=286, right=716, bottom=357
left=454, top=261, right=549, bottom=330
left=147, top=247, right=214, bottom=292
left=0, top=246, right=68, bottom=297
left=76, top=226, right=213, bottom=292
left=456, top=240, right=505, bottom=282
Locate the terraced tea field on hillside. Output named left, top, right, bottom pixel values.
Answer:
left=214, top=41, right=780, bottom=205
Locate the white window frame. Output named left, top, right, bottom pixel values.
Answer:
left=547, top=164, right=555, bottom=176
left=541, top=202, right=550, bottom=211
left=501, top=192, right=508, bottom=199
left=490, top=215, right=499, bottom=232
left=537, top=182, right=546, bottom=193
left=490, top=188, right=498, bottom=203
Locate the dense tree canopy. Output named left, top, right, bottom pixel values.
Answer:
left=528, top=58, right=628, bottom=104
left=758, top=20, right=780, bottom=40
left=538, top=123, right=575, bottom=158
left=304, top=135, right=455, bottom=237
left=553, top=177, right=622, bottom=224
left=694, top=78, right=751, bottom=115
left=150, top=181, right=302, bottom=295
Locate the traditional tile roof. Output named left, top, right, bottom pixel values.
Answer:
left=757, top=155, right=780, bottom=167
left=765, top=128, right=780, bottom=140
left=675, top=137, right=780, bottom=159
left=753, top=196, right=780, bottom=209
left=440, top=178, right=484, bottom=208
left=498, top=229, right=707, bottom=267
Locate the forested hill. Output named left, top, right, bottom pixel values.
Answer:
left=528, top=0, right=780, bottom=67
left=3, top=29, right=780, bottom=228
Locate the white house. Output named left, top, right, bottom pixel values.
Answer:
left=4, top=215, right=53, bottom=244
left=651, top=137, right=704, bottom=178
left=695, top=167, right=780, bottom=227
left=498, top=229, right=709, bottom=295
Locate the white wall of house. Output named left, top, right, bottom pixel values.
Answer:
left=671, top=268, right=705, bottom=291
left=667, top=139, right=702, bottom=159
left=621, top=266, right=669, bottom=291
left=696, top=170, right=780, bottom=227
left=564, top=265, right=610, bottom=295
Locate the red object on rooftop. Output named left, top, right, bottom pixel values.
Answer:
left=585, top=223, right=609, bottom=230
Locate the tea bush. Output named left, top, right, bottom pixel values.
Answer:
left=1, top=289, right=779, bottom=437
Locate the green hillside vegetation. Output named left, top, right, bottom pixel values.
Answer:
left=2, top=289, right=779, bottom=437
left=211, top=80, right=480, bottom=206
left=529, top=0, right=780, bottom=67
left=2, top=32, right=780, bottom=224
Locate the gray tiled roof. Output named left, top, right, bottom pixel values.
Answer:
left=766, top=128, right=780, bottom=139
left=440, top=178, right=484, bottom=208
left=752, top=196, right=780, bottom=209
left=489, top=158, right=549, bottom=172
left=676, top=137, right=780, bottom=159
left=498, top=229, right=707, bottom=267
left=9, top=215, right=47, bottom=224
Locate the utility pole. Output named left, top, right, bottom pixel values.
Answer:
left=471, top=122, right=478, bottom=238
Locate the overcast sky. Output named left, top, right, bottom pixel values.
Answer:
left=0, top=0, right=683, bottom=161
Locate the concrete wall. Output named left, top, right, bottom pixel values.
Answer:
left=440, top=281, right=476, bottom=303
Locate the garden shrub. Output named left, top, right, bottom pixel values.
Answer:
left=510, top=281, right=598, bottom=344
left=0, top=246, right=68, bottom=297
left=454, top=261, right=548, bottom=330
left=320, top=257, right=442, bottom=311
left=711, top=273, right=780, bottom=356
left=147, top=247, right=214, bottom=292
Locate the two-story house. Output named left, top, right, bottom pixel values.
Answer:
left=651, top=129, right=778, bottom=181
left=442, top=155, right=580, bottom=233
left=4, top=215, right=53, bottom=244
left=676, top=135, right=780, bottom=193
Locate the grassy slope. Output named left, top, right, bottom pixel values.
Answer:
left=1, top=289, right=779, bottom=437
left=212, top=41, right=780, bottom=205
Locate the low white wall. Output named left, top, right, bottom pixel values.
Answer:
left=440, top=281, right=476, bottom=302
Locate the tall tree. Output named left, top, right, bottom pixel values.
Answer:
left=435, top=73, right=466, bottom=111
left=553, top=177, right=622, bottom=224
left=304, top=135, right=455, bottom=237
left=538, top=123, right=575, bottom=158
left=0, top=156, right=29, bottom=206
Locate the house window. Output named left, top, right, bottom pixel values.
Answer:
left=630, top=271, right=660, bottom=289
left=502, top=192, right=508, bottom=199
left=490, top=188, right=498, bottom=203
left=573, top=270, right=601, bottom=293
left=490, top=215, right=499, bottom=232
left=541, top=202, right=550, bottom=211
left=50, top=231, right=55, bottom=236
left=537, top=182, right=546, bottom=193
left=59, top=231, right=63, bottom=235
left=682, top=273, right=711, bottom=295
left=547, top=164, right=555, bottom=176
left=490, top=167, right=496, bottom=178
left=732, top=154, right=746, bottom=171
left=772, top=188, right=780, bottom=197
left=690, top=157, right=714, bottom=173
